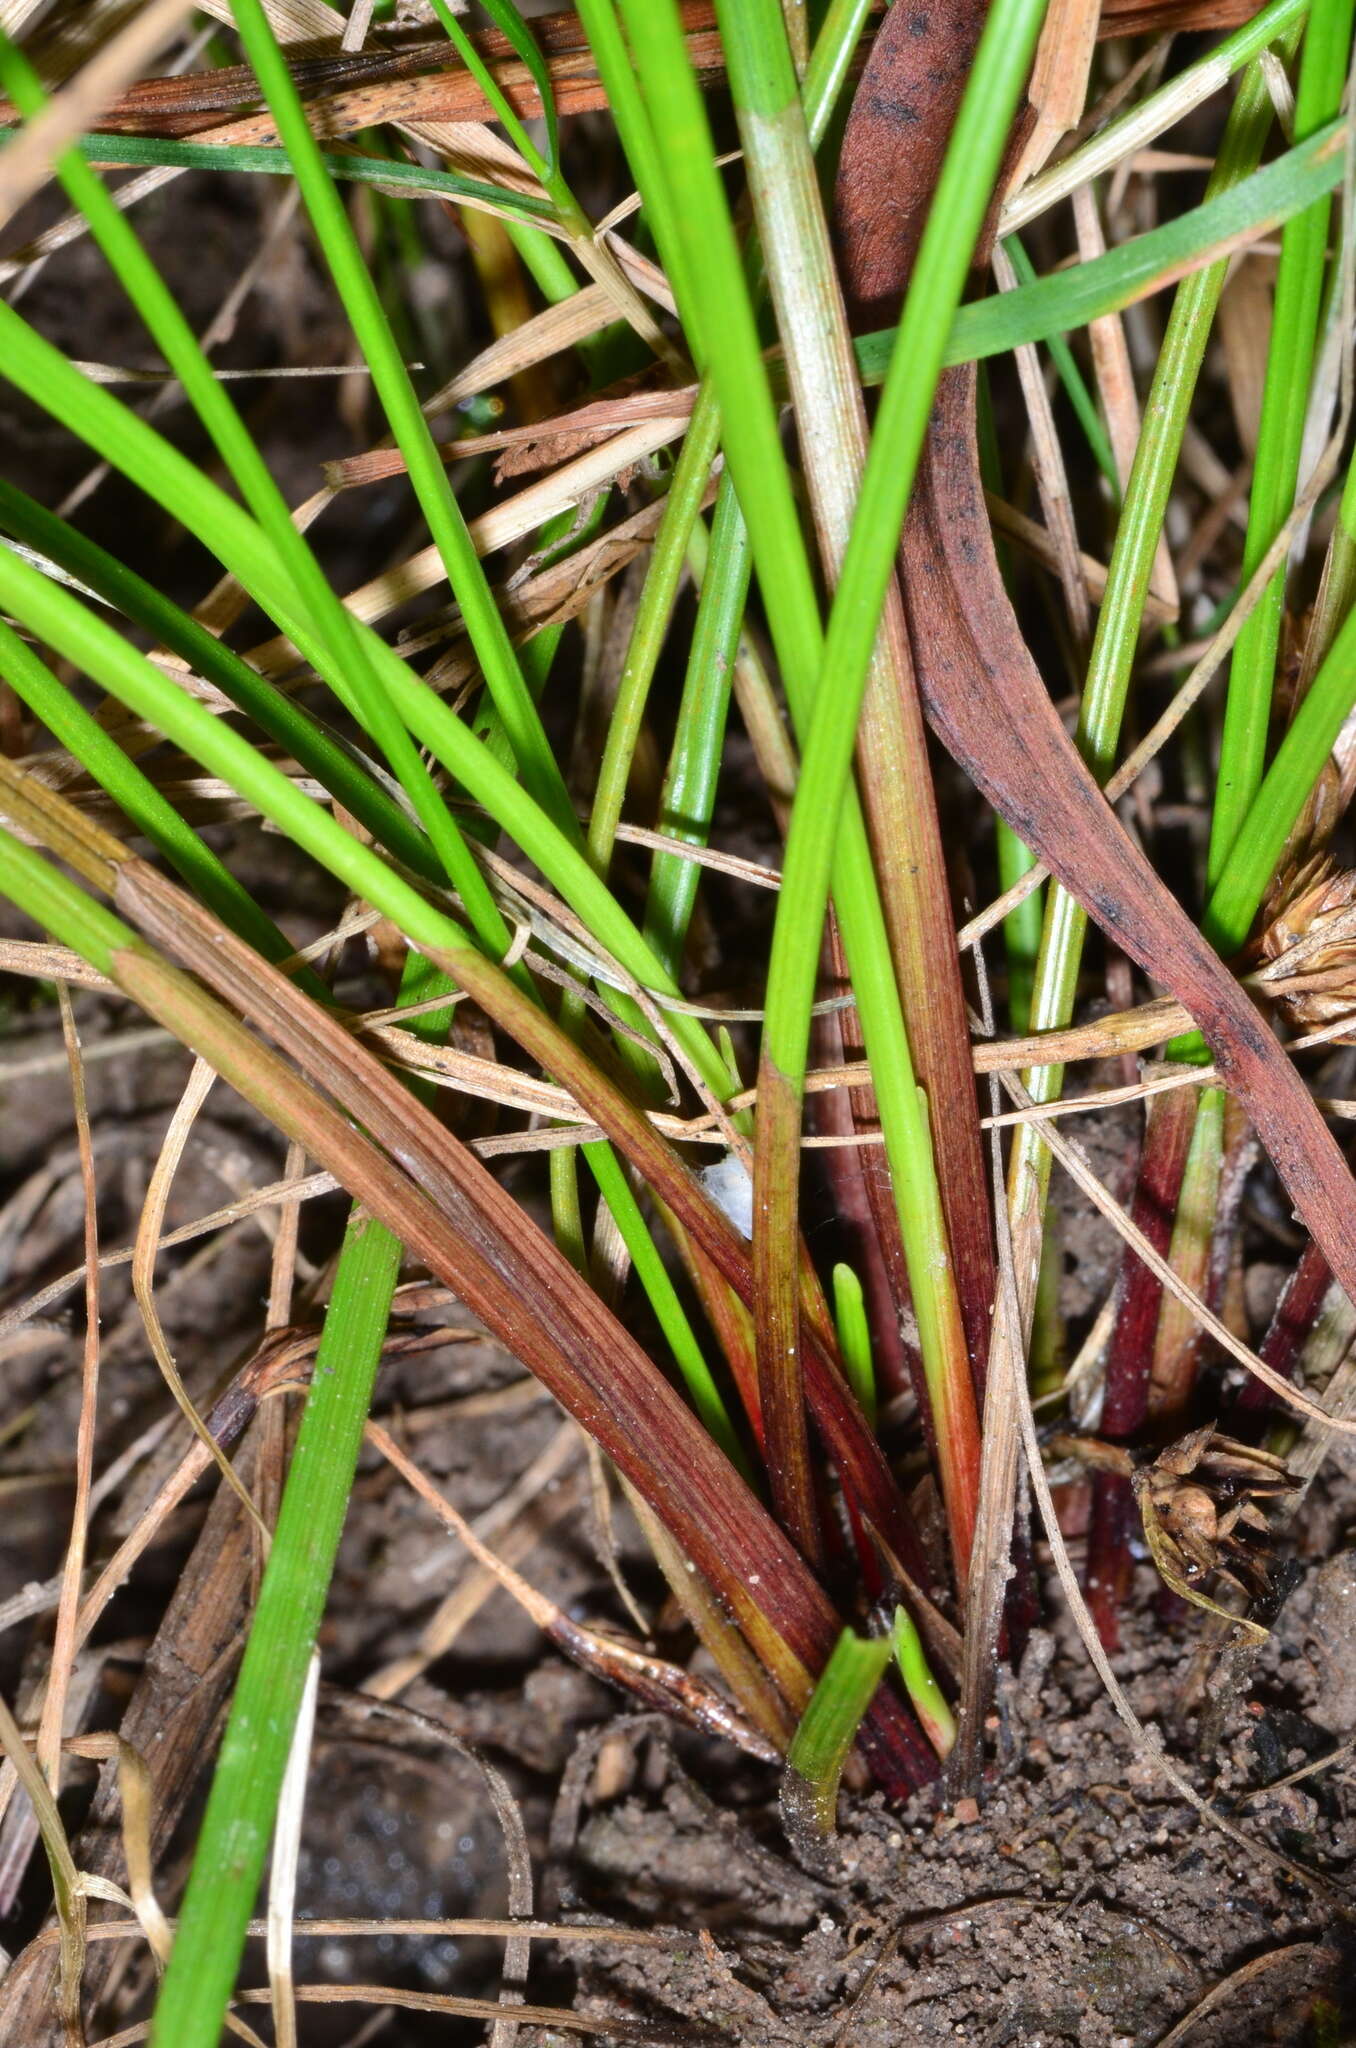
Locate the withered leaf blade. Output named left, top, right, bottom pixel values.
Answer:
left=99, top=853, right=936, bottom=1793
left=838, top=0, right=1356, bottom=1349
left=52, top=1, right=1265, bottom=141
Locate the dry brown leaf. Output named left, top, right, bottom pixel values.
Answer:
left=1006, top=0, right=1103, bottom=191
left=34, top=989, right=100, bottom=1800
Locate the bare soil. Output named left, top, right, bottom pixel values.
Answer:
left=2, top=978, right=1354, bottom=2044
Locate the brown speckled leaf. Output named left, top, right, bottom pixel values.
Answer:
left=50, top=1, right=1266, bottom=140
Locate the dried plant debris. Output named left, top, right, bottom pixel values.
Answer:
left=1262, top=854, right=1356, bottom=1033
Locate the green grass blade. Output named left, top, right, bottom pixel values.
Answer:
left=601, top=0, right=821, bottom=669
left=832, top=1263, right=876, bottom=1430
left=858, top=117, right=1349, bottom=377
left=227, top=0, right=580, bottom=847
left=996, top=821, right=1044, bottom=1034
left=0, top=126, right=559, bottom=219
left=156, top=941, right=459, bottom=2046
left=0, top=617, right=313, bottom=988
left=0, top=299, right=737, bottom=1098
left=890, top=1604, right=956, bottom=1758
left=723, top=0, right=1045, bottom=1574
left=586, top=389, right=724, bottom=881
left=427, top=0, right=559, bottom=186
left=0, top=480, right=441, bottom=887
left=1207, top=0, right=1355, bottom=886
left=0, top=547, right=486, bottom=969
left=1003, top=233, right=1121, bottom=497
left=0, top=27, right=503, bottom=945
left=636, top=0, right=876, bottom=982
left=643, top=473, right=751, bottom=977
left=155, top=1205, right=403, bottom=2045
left=1203, top=598, right=1356, bottom=954
left=782, top=1627, right=892, bottom=1838
left=572, top=0, right=691, bottom=310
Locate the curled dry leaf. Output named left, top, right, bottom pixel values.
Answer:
left=1261, top=854, right=1356, bottom=1032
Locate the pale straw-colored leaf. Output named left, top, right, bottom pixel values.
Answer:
left=0, top=0, right=199, bottom=232
left=0, top=1689, right=85, bottom=2043
left=1072, top=181, right=1179, bottom=611
left=131, top=1060, right=269, bottom=1535
left=1005, top=0, right=1101, bottom=191
left=992, top=240, right=1092, bottom=647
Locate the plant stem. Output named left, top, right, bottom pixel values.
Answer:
left=1085, top=1083, right=1197, bottom=1648
left=997, top=823, right=1045, bottom=1035
left=643, top=473, right=751, bottom=977
left=1010, top=51, right=1294, bottom=1283
left=782, top=1627, right=892, bottom=1839
left=1149, top=1084, right=1226, bottom=1420
left=587, top=391, right=724, bottom=881
left=712, top=0, right=1046, bottom=1573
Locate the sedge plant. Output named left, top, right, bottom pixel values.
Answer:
left=0, top=5, right=1354, bottom=2043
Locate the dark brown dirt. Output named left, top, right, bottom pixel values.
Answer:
left=4, top=975, right=1353, bottom=2044
left=542, top=1522, right=1356, bottom=2047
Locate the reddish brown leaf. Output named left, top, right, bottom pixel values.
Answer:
left=1235, top=1236, right=1335, bottom=1420
left=836, top=0, right=1356, bottom=1413
left=1086, top=1085, right=1196, bottom=1648
left=905, top=405, right=1356, bottom=1347
left=102, top=853, right=935, bottom=1788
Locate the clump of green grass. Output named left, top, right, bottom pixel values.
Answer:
left=0, top=1, right=1353, bottom=2042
